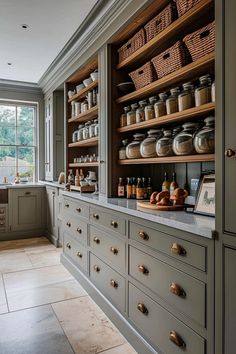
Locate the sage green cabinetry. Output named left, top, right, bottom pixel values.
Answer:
left=46, top=186, right=58, bottom=245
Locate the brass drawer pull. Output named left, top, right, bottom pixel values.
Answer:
left=77, top=252, right=83, bottom=258
left=225, top=148, right=236, bottom=158
left=77, top=228, right=82, bottom=234
left=25, top=191, right=31, bottom=195
left=110, top=247, right=118, bottom=255
left=110, top=220, right=118, bottom=228
left=170, top=243, right=186, bottom=256
left=138, top=231, right=149, bottom=241
left=66, top=242, right=71, bottom=249
left=93, top=237, right=100, bottom=244
left=169, top=330, right=186, bottom=348
left=65, top=203, right=69, bottom=208
left=138, top=264, right=149, bottom=275
left=170, top=283, right=186, bottom=298
left=52, top=191, right=55, bottom=195
left=66, top=222, right=71, bottom=227
left=76, top=207, right=81, bottom=213
left=137, top=303, right=148, bottom=315
left=110, top=279, right=118, bottom=288
left=93, top=213, right=99, bottom=220
left=94, top=265, right=100, bottom=272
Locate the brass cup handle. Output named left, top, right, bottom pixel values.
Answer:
left=225, top=148, right=236, bottom=158
left=94, top=265, right=100, bottom=272
left=137, top=303, right=148, bottom=315
left=138, top=265, right=149, bottom=275
left=170, top=282, right=186, bottom=298
left=110, top=220, right=118, bottom=228
left=138, top=231, right=149, bottom=240
left=65, top=204, right=69, bottom=208
left=110, top=279, right=118, bottom=288
left=110, top=246, right=118, bottom=255
left=66, top=243, right=71, bottom=249
left=77, top=228, right=82, bottom=234
left=76, top=207, right=81, bottom=213
left=77, top=252, right=82, bottom=258
left=169, top=330, right=185, bottom=348
left=93, top=213, right=99, bottom=220
left=25, top=191, right=31, bottom=195
left=93, top=237, right=100, bottom=244
left=66, top=222, right=71, bottom=227
left=170, top=243, right=186, bottom=256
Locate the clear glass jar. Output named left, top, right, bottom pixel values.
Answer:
left=154, top=92, right=167, bottom=118
left=89, top=120, right=96, bottom=138
left=119, top=139, right=129, bottom=160
left=94, top=119, right=99, bottom=137
left=166, top=88, right=180, bottom=115
left=211, top=81, right=215, bottom=103
left=178, top=83, right=194, bottom=111
left=136, top=100, right=147, bottom=123
left=195, top=75, right=211, bottom=107
left=194, top=116, right=215, bottom=154
left=78, top=124, right=84, bottom=141
left=173, top=122, right=199, bottom=155
left=120, top=106, right=130, bottom=127
left=156, top=130, right=174, bottom=157
left=144, top=96, right=157, bottom=120
left=126, top=133, right=145, bottom=159
left=127, top=103, right=138, bottom=125
left=71, top=101, right=76, bottom=117
left=82, top=122, right=90, bottom=140
left=140, top=129, right=163, bottom=158
left=72, top=129, right=79, bottom=142
left=81, top=99, right=88, bottom=113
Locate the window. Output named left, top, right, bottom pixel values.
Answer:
left=0, top=103, right=37, bottom=183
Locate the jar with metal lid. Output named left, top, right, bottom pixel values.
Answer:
left=178, top=83, right=194, bottom=112
left=71, top=101, right=76, bottom=117
left=94, top=119, right=99, bottom=137
left=195, top=75, right=211, bottom=107
left=75, top=102, right=81, bottom=116
left=127, top=103, right=138, bottom=125
left=72, top=129, right=79, bottom=143
left=120, top=106, right=130, bottom=127
left=172, top=126, right=182, bottom=137
left=82, top=122, right=90, bottom=140
left=119, top=139, right=129, bottom=160
left=194, top=116, right=215, bottom=154
left=89, top=120, right=96, bottom=138
left=81, top=99, right=88, bottom=113
left=126, top=133, right=145, bottom=159
left=77, top=124, right=84, bottom=141
left=87, top=91, right=93, bottom=109
left=173, top=122, right=199, bottom=155
left=156, top=130, right=174, bottom=157
left=136, top=100, right=147, bottom=123
left=144, top=96, right=157, bottom=120
left=211, top=81, right=215, bottom=103
left=140, top=129, right=163, bottom=158
left=154, top=92, right=167, bottom=118
left=166, top=88, right=180, bottom=115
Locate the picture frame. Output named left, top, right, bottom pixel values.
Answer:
left=194, top=174, right=215, bottom=217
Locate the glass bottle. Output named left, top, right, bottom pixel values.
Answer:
left=118, top=177, right=125, bottom=197
left=195, top=74, right=211, bottom=107
left=131, top=177, right=137, bottom=199
left=78, top=124, right=85, bottom=141
left=166, top=88, right=180, bottom=115
left=136, top=177, right=144, bottom=200
left=126, top=177, right=132, bottom=199
left=144, top=96, right=157, bottom=120
left=119, top=139, right=129, bottom=160
left=194, top=116, right=215, bottom=154
left=75, top=169, right=80, bottom=186
left=154, top=92, right=167, bottom=118
left=162, top=172, right=170, bottom=191
left=170, top=172, right=178, bottom=196
left=79, top=169, right=84, bottom=181
left=140, top=129, right=162, bottom=158
left=127, top=103, right=138, bottom=125
left=147, top=177, right=152, bottom=198
left=136, top=100, right=147, bottom=123
left=126, top=133, right=145, bottom=159
left=14, top=172, right=20, bottom=184
left=211, top=81, right=215, bottom=103
left=178, top=83, right=194, bottom=111
left=156, top=130, right=174, bottom=157
left=120, top=106, right=130, bottom=127
left=142, top=177, right=148, bottom=199
left=173, top=122, right=199, bottom=155
left=68, top=169, right=75, bottom=184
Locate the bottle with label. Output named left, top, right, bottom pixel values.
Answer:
left=170, top=172, right=178, bottom=196
left=75, top=169, right=80, bottom=186
left=68, top=169, right=75, bottom=185
left=79, top=169, right=84, bottom=181
left=147, top=177, right=152, bottom=198
left=136, top=177, right=144, bottom=200
left=162, top=172, right=170, bottom=191
left=131, top=177, right=137, bottom=199
left=142, top=177, right=148, bottom=199
left=118, top=177, right=125, bottom=197
left=15, top=172, right=20, bottom=184
left=126, top=177, right=132, bottom=199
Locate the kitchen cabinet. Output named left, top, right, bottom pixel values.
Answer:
left=46, top=186, right=58, bottom=245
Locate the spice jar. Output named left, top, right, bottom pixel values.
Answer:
left=140, top=129, right=162, bottom=158
left=194, top=117, right=215, bottom=154
left=82, top=122, right=90, bottom=140
left=126, top=133, right=145, bottom=159
left=178, top=83, right=194, bottom=111
left=136, top=100, right=147, bottom=123
left=127, top=103, right=138, bottom=125
left=166, top=88, right=180, bottom=115
left=120, top=106, right=130, bottom=127
left=154, top=92, right=167, bottom=118
left=119, top=139, right=129, bottom=160
left=144, top=96, right=157, bottom=120
left=156, top=130, right=174, bottom=157
left=195, top=75, right=211, bottom=107
left=78, top=124, right=84, bottom=141
left=173, top=122, right=199, bottom=155
left=211, top=81, right=215, bottom=103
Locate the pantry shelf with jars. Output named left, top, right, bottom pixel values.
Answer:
left=68, top=105, right=98, bottom=123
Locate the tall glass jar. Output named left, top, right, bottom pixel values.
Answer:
left=136, top=100, right=147, bottom=123
left=82, top=122, right=90, bottom=140
left=72, top=128, right=79, bottom=142
left=211, top=81, right=215, bottom=103
left=178, top=83, right=194, bottom=111
left=126, top=133, right=145, bottom=159
left=140, top=129, right=163, bottom=158
left=120, top=106, right=130, bottom=127
left=166, top=88, right=180, bottom=115
left=194, top=117, right=215, bottom=154
left=78, top=124, right=85, bottom=141
left=156, top=130, right=174, bottom=157
left=89, top=120, right=96, bottom=138
left=127, top=103, right=138, bottom=125
left=144, top=96, right=157, bottom=120
left=173, top=122, right=199, bottom=155
left=94, top=119, right=99, bottom=137
left=154, top=92, right=167, bottom=118
left=195, top=75, right=211, bottom=107
left=119, top=139, right=129, bottom=160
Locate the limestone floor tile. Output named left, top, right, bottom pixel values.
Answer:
left=0, top=304, right=74, bottom=354
left=0, top=236, right=50, bottom=252
left=26, top=248, right=61, bottom=268
left=0, top=250, right=33, bottom=273
left=4, top=264, right=87, bottom=311
left=0, top=274, right=8, bottom=314
left=52, top=297, right=126, bottom=354
left=99, top=343, right=137, bottom=354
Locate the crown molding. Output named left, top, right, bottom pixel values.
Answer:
left=0, top=79, right=43, bottom=95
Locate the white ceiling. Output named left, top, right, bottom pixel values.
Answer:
left=0, top=0, right=98, bottom=83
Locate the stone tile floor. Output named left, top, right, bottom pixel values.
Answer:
left=0, top=237, right=137, bottom=354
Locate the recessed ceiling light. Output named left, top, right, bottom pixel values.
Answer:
left=7, top=63, right=12, bottom=66
left=21, top=24, right=29, bottom=29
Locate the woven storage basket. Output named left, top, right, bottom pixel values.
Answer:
left=175, top=0, right=200, bottom=17
left=118, top=28, right=146, bottom=63
left=183, top=21, right=215, bottom=62
left=151, top=41, right=190, bottom=79
left=144, top=2, right=177, bottom=42
left=129, top=61, right=156, bottom=90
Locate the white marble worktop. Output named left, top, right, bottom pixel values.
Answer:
left=0, top=182, right=45, bottom=189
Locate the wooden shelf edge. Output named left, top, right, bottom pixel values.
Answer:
left=118, top=154, right=215, bottom=165
left=68, top=80, right=98, bottom=103
left=117, top=103, right=215, bottom=132
left=116, top=0, right=213, bottom=70
left=69, top=162, right=99, bottom=167
left=68, top=137, right=99, bottom=148
left=68, top=106, right=98, bottom=123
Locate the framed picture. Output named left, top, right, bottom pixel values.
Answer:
left=194, top=174, right=215, bottom=216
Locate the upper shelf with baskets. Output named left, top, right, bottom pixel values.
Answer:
left=68, top=80, right=98, bottom=103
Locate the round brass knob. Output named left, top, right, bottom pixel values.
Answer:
left=170, top=282, right=186, bottom=298
left=93, top=213, right=99, bottom=220
left=77, top=228, right=82, bottom=234
left=94, top=265, right=100, bottom=272
left=225, top=148, right=236, bottom=158
left=137, top=303, right=148, bottom=315
left=110, top=279, right=118, bottom=288
left=66, top=243, right=71, bottom=249
left=66, top=222, right=71, bottom=227
left=169, top=330, right=185, bottom=348
left=170, top=243, right=186, bottom=256
left=65, top=204, right=69, bottom=208
left=77, top=252, right=82, bottom=258
left=138, top=231, right=149, bottom=241
left=93, top=237, right=100, bottom=244
left=111, top=220, right=118, bottom=228
left=76, top=207, right=81, bottom=213
left=138, top=264, right=149, bottom=275
left=110, top=247, right=118, bottom=255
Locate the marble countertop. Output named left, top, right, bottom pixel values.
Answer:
left=0, top=182, right=45, bottom=189
left=62, top=191, right=215, bottom=239
left=38, top=181, right=65, bottom=189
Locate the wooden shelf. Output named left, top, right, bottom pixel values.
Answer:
left=68, top=80, right=98, bottom=103
left=118, top=154, right=215, bottom=165
left=68, top=137, right=98, bottom=148
left=117, top=0, right=213, bottom=70
left=116, top=53, right=215, bottom=104
left=117, top=103, right=215, bottom=132
left=68, top=106, right=98, bottom=123
left=69, top=162, right=99, bottom=168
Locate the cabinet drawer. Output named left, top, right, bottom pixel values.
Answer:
left=129, top=221, right=206, bottom=271
left=90, top=253, right=126, bottom=313
left=90, top=206, right=126, bottom=235
left=129, top=246, right=205, bottom=327
left=64, top=233, right=87, bottom=272
left=0, top=207, right=6, bottom=215
left=63, top=197, right=89, bottom=219
left=129, top=283, right=205, bottom=354
left=63, top=215, right=87, bottom=246
left=0, top=219, right=5, bottom=226
left=90, top=226, right=126, bottom=272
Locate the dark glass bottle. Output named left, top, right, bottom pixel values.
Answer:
left=170, top=172, right=178, bottom=196
left=147, top=177, right=152, bottom=198
left=162, top=172, right=170, bottom=191
left=126, top=177, right=132, bottom=199
left=118, top=177, right=125, bottom=197
left=142, top=177, right=148, bottom=199
left=131, top=177, right=137, bottom=199
left=136, top=177, right=144, bottom=200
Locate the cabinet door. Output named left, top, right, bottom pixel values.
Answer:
left=46, top=187, right=58, bottom=237
left=45, top=96, right=53, bottom=181
left=12, top=189, right=43, bottom=231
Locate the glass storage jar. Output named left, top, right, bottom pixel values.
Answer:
left=71, top=101, right=76, bottom=117
left=140, top=129, right=163, bottom=158
left=178, top=83, right=194, bottom=111
left=119, top=139, right=129, bottom=160
left=211, top=81, right=215, bottom=103
left=173, top=122, right=199, bottom=155
left=195, top=74, right=211, bottom=107
left=94, top=119, right=99, bottom=137
left=194, top=116, right=215, bottom=154
left=89, top=120, right=96, bottom=138
left=120, top=106, right=130, bottom=127
left=82, top=122, right=90, bottom=140
left=127, top=103, right=138, bottom=125
left=166, top=88, right=180, bottom=115
left=144, top=96, right=157, bottom=120
left=78, top=124, right=84, bottom=141
left=154, top=92, right=167, bottom=118
left=126, top=133, right=145, bottom=159
left=72, top=129, right=79, bottom=143
left=156, top=130, right=174, bottom=157
left=136, top=100, right=147, bottom=123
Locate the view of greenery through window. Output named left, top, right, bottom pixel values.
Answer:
left=0, top=103, right=36, bottom=183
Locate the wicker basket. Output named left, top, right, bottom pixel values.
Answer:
left=129, top=62, right=156, bottom=90
left=144, top=2, right=177, bottom=42
left=151, top=41, right=190, bottom=79
left=175, top=0, right=200, bottom=17
left=183, top=21, right=215, bottom=62
left=118, top=28, right=146, bottom=63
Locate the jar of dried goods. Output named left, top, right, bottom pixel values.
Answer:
left=144, top=96, right=157, bottom=120
left=194, top=116, right=215, bottom=153
left=140, top=129, right=163, bottom=158
left=178, top=83, right=194, bottom=111
left=127, top=103, right=138, bottom=125
left=120, top=106, right=130, bottom=127
left=136, top=100, right=147, bottom=123
left=166, top=88, right=180, bottom=115
left=195, top=75, right=211, bottom=107
left=173, top=122, right=199, bottom=155
left=156, top=129, right=174, bottom=157
left=126, top=133, right=145, bottom=159
left=154, top=92, right=167, bottom=118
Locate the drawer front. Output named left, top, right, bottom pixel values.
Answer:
left=63, top=197, right=89, bottom=219
left=129, top=222, right=206, bottom=271
left=63, top=215, right=87, bottom=246
left=90, top=206, right=126, bottom=236
left=90, top=226, right=126, bottom=272
left=129, top=283, right=205, bottom=354
left=90, top=253, right=126, bottom=313
left=64, top=233, right=87, bottom=272
left=0, top=207, right=6, bottom=215
left=129, top=246, right=205, bottom=327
